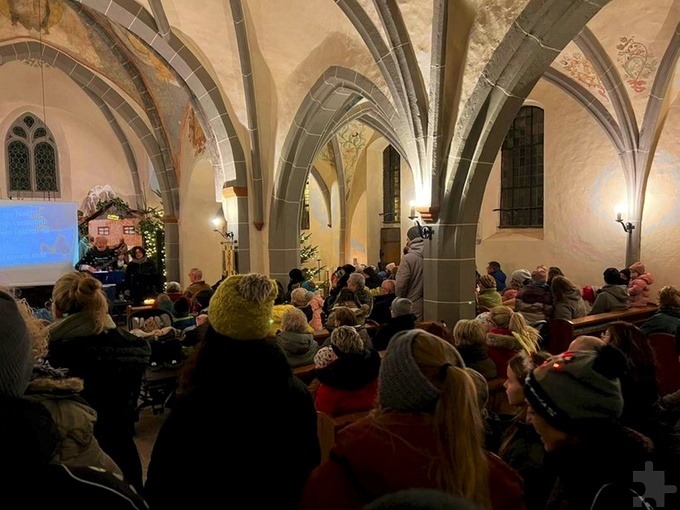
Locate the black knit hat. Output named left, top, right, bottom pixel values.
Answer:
left=407, top=226, right=421, bottom=241
left=603, top=267, right=624, bottom=285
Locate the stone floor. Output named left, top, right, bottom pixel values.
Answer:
left=133, top=407, right=168, bottom=483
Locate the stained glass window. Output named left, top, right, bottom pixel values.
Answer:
left=6, top=113, right=59, bottom=196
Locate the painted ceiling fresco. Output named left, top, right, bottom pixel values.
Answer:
left=319, top=121, right=372, bottom=200
left=109, top=21, right=191, bottom=166
left=0, top=0, right=141, bottom=105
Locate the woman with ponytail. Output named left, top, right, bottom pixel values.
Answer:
left=299, top=330, right=524, bottom=510
left=47, top=271, right=151, bottom=491
left=486, top=305, right=541, bottom=376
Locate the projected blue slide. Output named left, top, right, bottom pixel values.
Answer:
left=0, top=201, right=78, bottom=287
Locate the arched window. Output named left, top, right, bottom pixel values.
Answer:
left=382, top=145, right=400, bottom=223
left=6, top=113, right=59, bottom=197
left=500, top=106, right=543, bottom=228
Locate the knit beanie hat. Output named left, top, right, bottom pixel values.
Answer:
left=0, top=290, right=33, bottom=397
left=629, top=261, right=645, bottom=275
left=379, top=329, right=465, bottom=412
left=524, top=346, right=625, bottom=433
left=209, top=273, right=278, bottom=340
left=479, top=274, right=496, bottom=289
left=603, top=267, right=623, bottom=285
left=314, top=346, right=338, bottom=368
left=510, top=269, right=531, bottom=285
left=406, top=226, right=421, bottom=241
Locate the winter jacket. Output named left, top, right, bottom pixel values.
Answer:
left=552, top=288, right=587, bottom=320
left=145, top=337, right=320, bottom=509
left=478, top=287, right=503, bottom=309
left=47, top=312, right=151, bottom=490
left=372, top=313, right=418, bottom=351
left=25, top=372, right=122, bottom=476
left=368, top=292, right=396, bottom=325
left=640, top=308, right=680, bottom=337
left=515, top=283, right=553, bottom=323
left=629, top=273, right=654, bottom=307
left=589, top=284, right=629, bottom=315
left=456, top=343, right=497, bottom=380
left=309, top=292, right=325, bottom=331
left=299, top=413, right=525, bottom=510
left=490, top=269, right=507, bottom=292
left=543, top=425, right=653, bottom=510
left=276, top=330, right=319, bottom=367
left=395, top=237, right=424, bottom=319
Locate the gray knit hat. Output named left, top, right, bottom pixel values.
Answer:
left=379, top=329, right=465, bottom=412
left=0, top=290, right=33, bottom=397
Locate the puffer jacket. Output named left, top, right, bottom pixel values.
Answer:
left=629, top=273, right=654, bottom=307
left=589, top=284, right=629, bottom=315
left=276, top=331, right=319, bottom=368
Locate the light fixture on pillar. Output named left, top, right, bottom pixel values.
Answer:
left=211, top=216, right=237, bottom=276
left=615, top=206, right=635, bottom=234
left=415, top=220, right=434, bottom=240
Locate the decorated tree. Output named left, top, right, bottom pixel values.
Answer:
left=300, top=232, right=324, bottom=280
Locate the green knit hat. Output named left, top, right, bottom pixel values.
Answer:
left=209, top=273, right=278, bottom=340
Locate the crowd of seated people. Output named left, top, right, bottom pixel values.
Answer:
left=7, top=254, right=680, bottom=509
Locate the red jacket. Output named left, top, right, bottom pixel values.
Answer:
left=314, top=379, right=378, bottom=417
left=300, top=413, right=525, bottom=510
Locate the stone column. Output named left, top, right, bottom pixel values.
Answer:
left=163, top=215, right=179, bottom=283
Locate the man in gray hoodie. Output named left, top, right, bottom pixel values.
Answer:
left=395, top=226, right=424, bottom=320
left=588, top=267, right=630, bottom=315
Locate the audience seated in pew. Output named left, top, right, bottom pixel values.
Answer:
left=276, top=308, right=319, bottom=368
left=372, top=298, right=417, bottom=351
left=452, top=319, right=497, bottom=380
left=589, top=267, right=630, bottom=315
left=639, top=285, right=680, bottom=342
left=322, top=306, right=373, bottom=350
left=486, top=305, right=540, bottom=376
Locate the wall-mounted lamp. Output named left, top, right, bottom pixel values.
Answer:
left=416, top=220, right=434, bottom=240
left=615, top=208, right=635, bottom=234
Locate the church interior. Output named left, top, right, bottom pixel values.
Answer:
left=0, top=0, right=677, bottom=324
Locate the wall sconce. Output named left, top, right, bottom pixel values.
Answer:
left=408, top=200, right=417, bottom=220
left=614, top=209, right=635, bottom=234
left=415, top=220, right=434, bottom=240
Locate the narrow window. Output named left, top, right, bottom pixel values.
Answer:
left=500, top=106, right=544, bottom=228
left=382, top=145, right=400, bottom=223
left=301, top=179, right=310, bottom=230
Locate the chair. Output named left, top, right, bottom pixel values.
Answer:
left=647, top=333, right=680, bottom=396
left=128, top=308, right=184, bottom=415
left=531, top=320, right=549, bottom=349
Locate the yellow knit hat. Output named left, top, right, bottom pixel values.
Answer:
left=209, top=273, right=278, bottom=340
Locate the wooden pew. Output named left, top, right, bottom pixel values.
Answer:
left=648, top=333, right=680, bottom=396
left=316, top=410, right=370, bottom=462
left=546, top=304, right=658, bottom=354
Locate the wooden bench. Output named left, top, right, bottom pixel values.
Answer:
left=648, top=333, right=680, bottom=396
left=547, top=304, right=658, bottom=354
left=316, top=410, right=370, bottom=462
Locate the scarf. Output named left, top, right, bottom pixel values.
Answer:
left=48, top=311, right=116, bottom=341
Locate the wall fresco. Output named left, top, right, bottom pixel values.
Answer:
left=616, top=36, right=657, bottom=93
left=558, top=52, right=609, bottom=101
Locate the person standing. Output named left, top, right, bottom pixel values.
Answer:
left=145, top=273, right=320, bottom=509
left=396, top=226, right=424, bottom=320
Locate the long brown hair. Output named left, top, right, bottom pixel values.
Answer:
left=373, top=332, right=491, bottom=508
left=605, top=321, right=657, bottom=381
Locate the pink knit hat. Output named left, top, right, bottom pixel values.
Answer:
left=629, top=262, right=645, bottom=274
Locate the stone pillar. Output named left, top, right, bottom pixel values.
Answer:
left=221, top=186, right=250, bottom=273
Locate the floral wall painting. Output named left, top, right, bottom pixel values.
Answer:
left=0, top=0, right=64, bottom=34
left=558, top=52, right=608, bottom=101
left=319, top=122, right=367, bottom=200
left=616, top=36, right=657, bottom=93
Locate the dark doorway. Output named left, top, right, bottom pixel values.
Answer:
left=380, top=227, right=401, bottom=268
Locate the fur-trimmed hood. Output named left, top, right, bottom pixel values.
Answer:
left=26, top=375, right=84, bottom=395
left=486, top=328, right=521, bottom=350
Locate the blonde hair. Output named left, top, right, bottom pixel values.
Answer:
left=281, top=307, right=309, bottom=333
left=489, top=305, right=540, bottom=354
left=374, top=332, right=490, bottom=507
left=658, top=286, right=680, bottom=309
left=452, top=319, right=486, bottom=348
left=330, top=325, right=363, bottom=353
left=52, top=272, right=109, bottom=334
